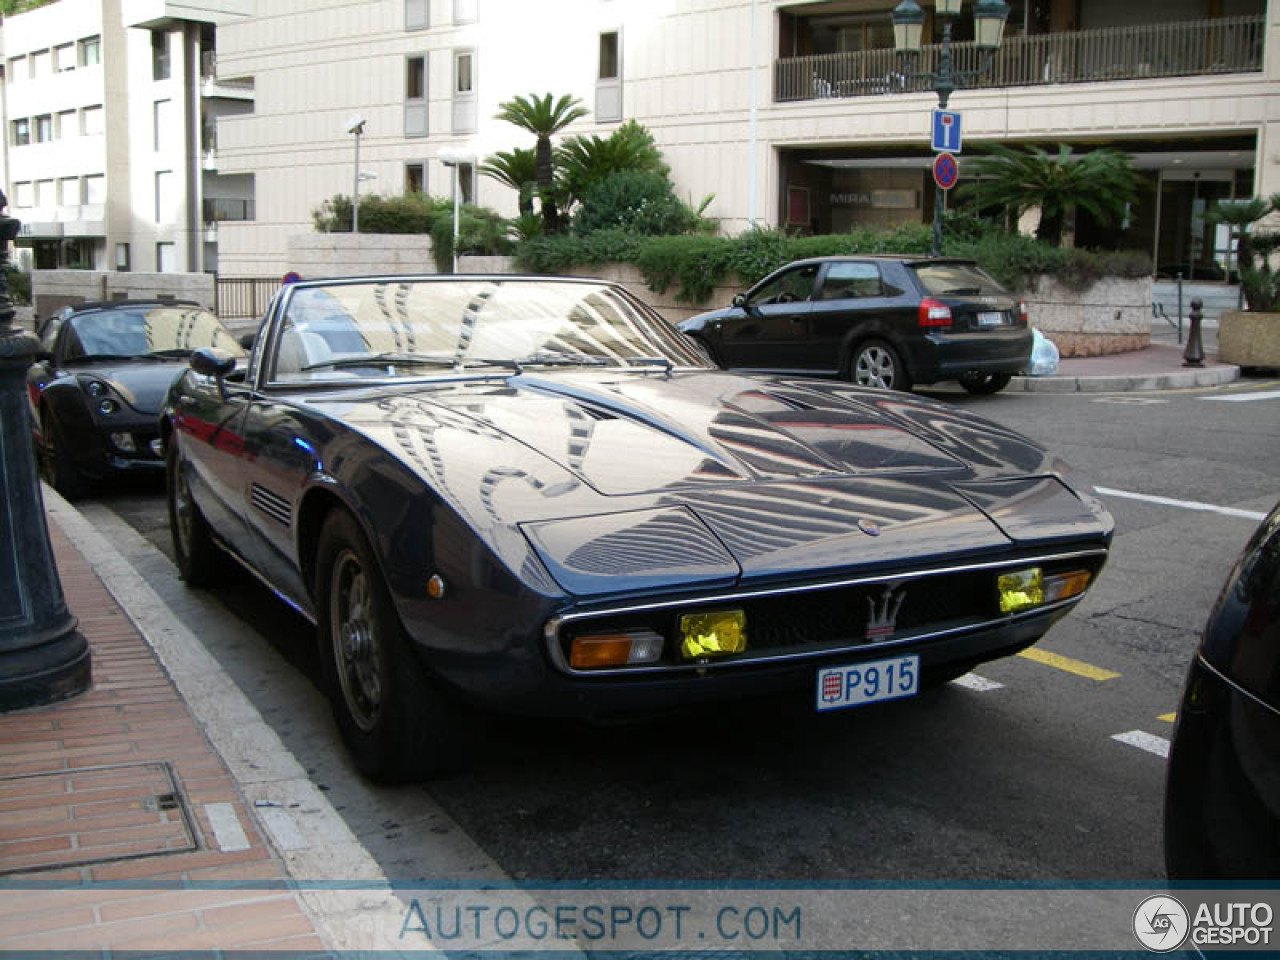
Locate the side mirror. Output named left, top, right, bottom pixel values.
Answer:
left=238, top=332, right=257, bottom=351
left=191, top=347, right=237, bottom=400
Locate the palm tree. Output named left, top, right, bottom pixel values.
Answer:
left=959, top=144, right=1141, bottom=247
left=480, top=148, right=537, bottom=218
left=555, top=120, right=668, bottom=214
left=494, top=93, right=588, bottom=234
left=1207, top=194, right=1280, bottom=310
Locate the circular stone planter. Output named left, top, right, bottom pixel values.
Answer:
left=1024, top=274, right=1153, bottom=357
left=1217, top=310, right=1280, bottom=369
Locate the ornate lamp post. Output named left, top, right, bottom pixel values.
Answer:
left=891, top=0, right=1010, bottom=255
left=0, top=191, right=90, bottom=711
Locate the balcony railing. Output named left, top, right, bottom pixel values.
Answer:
left=776, top=15, right=1264, bottom=102
left=203, top=197, right=252, bottom=223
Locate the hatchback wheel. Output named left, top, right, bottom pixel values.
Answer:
left=851, top=340, right=911, bottom=391
left=959, top=372, right=1013, bottom=395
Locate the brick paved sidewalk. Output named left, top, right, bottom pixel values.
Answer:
left=0, top=524, right=332, bottom=956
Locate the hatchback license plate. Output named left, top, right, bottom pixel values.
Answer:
left=815, top=654, right=919, bottom=712
left=977, top=311, right=1007, bottom=326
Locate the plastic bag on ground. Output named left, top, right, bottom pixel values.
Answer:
left=1028, top=328, right=1060, bottom=376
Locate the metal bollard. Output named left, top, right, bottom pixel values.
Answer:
left=1182, top=297, right=1205, bottom=368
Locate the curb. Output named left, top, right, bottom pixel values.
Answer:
left=1008, top=363, right=1239, bottom=394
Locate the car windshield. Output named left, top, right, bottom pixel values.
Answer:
left=64, top=306, right=245, bottom=361
left=910, top=262, right=1008, bottom=297
left=269, top=278, right=708, bottom=382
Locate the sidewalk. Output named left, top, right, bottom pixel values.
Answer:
left=0, top=523, right=332, bottom=955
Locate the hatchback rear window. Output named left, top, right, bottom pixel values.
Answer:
left=910, top=262, right=1007, bottom=297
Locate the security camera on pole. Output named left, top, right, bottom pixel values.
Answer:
left=346, top=116, right=366, bottom=234
left=890, top=0, right=1010, bottom=256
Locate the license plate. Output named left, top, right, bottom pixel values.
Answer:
left=815, top=655, right=919, bottom=712
left=977, top=311, right=1008, bottom=326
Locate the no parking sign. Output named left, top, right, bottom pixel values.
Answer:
left=933, top=152, right=959, bottom=191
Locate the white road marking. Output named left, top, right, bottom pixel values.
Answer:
left=1202, top=389, right=1280, bottom=403
left=949, top=673, right=1004, bottom=692
left=1112, top=730, right=1171, bottom=759
left=1094, top=487, right=1268, bottom=522
left=205, top=802, right=251, bottom=852
left=1091, top=397, right=1168, bottom=406
left=257, top=805, right=310, bottom=851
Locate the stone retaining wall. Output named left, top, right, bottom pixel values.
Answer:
left=1025, top=274, right=1153, bottom=356
left=288, top=234, right=436, bottom=278
left=32, top=271, right=215, bottom=319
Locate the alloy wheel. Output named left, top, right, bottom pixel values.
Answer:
left=330, top=550, right=382, bottom=733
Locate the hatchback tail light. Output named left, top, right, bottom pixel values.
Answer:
left=917, top=298, right=952, bottom=329
left=1018, top=299, right=1029, bottom=325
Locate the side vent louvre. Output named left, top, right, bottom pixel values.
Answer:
left=250, top=483, right=292, bottom=527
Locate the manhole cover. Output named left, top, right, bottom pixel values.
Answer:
left=0, top=761, right=196, bottom=875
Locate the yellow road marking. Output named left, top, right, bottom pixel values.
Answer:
left=1157, top=712, right=1177, bottom=723
left=1017, top=647, right=1120, bottom=681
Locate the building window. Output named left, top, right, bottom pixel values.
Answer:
left=54, top=43, right=76, bottom=72
left=35, top=180, right=54, bottom=207
left=596, top=30, right=622, bottom=122
left=454, top=0, right=478, bottom=23
left=56, top=110, right=77, bottom=138
left=59, top=177, right=81, bottom=205
left=154, top=99, right=171, bottom=151
left=152, top=30, right=171, bottom=81
left=31, top=49, right=51, bottom=78
left=406, top=0, right=428, bottom=29
left=156, top=242, right=176, bottom=273
left=116, top=243, right=130, bottom=272
left=79, top=36, right=101, bottom=67
left=405, top=163, right=426, bottom=193
left=405, top=55, right=427, bottom=137
left=9, top=56, right=26, bottom=83
left=14, top=183, right=33, bottom=208
left=85, top=175, right=106, bottom=204
left=12, top=119, right=30, bottom=147
left=34, top=115, right=53, bottom=143
left=452, top=49, right=476, bottom=134
left=82, top=106, right=104, bottom=136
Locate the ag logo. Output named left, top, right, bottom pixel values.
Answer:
left=1133, top=895, right=1189, bottom=952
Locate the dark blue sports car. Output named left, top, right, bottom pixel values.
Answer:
left=162, top=275, right=1112, bottom=781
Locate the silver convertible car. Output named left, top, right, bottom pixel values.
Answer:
left=162, top=275, right=1113, bottom=781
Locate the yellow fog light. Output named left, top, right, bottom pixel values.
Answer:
left=998, top=567, right=1043, bottom=613
left=679, top=610, right=746, bottom=660
left=570, top=630, right=665, bottom=669
left=1044, top=569, right=1091, bottom=604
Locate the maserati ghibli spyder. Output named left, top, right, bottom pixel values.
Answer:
left=161, top=275, right=1113, bottom=781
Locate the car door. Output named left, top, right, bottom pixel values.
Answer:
left=809, top=261, right=916, bottom=371
left=716, top=263, right=820, bottom=370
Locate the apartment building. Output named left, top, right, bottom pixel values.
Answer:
left=0, top=0, right=253, bottom=274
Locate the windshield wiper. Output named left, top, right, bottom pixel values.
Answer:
left=301, top=352, right=521, bottom=373
left=146, top=348, right=195, bottom=358
left=513, top=351, right=610, bottom=368
left=80, top=353, right=152, bottom=362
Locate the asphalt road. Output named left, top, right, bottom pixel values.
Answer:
left=80, top=377, right=1280, bottom=883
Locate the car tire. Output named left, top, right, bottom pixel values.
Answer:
left=959, top=372, right=1013, bottom=395
left=316, top=509, right=465, bottom=783
left=851, top=340, right=912, bottom=391
left=166, top=438, right=228, bottom=586
left=38, top=413, right=89, bottom=501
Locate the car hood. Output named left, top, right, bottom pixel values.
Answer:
left=320, top=370, right=1111, bottom=598
left=75, top=361, right=187, bottom=415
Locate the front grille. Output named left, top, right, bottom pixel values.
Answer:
left=552, top=551, right=1107, bottom=674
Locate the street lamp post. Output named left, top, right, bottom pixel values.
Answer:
left=346, top=116, right=367, bottom=234
left=891, top=0, right=1010, bottom=256
left=438, top=147, right=476, bottom=274
left=0, top=191, right=90, bottom=711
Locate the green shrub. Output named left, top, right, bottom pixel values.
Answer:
left=946, top=230, right=1150, bottom=292
left=514, top=229, right=645, bottom=275
left=5, top=268, right=30, bottom=305
left=430, top=205, right=514, bottom=273
left=571, top=170, right=704, bottom=237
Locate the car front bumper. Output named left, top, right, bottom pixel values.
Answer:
left=1164, top=655, right=1280, bottom=879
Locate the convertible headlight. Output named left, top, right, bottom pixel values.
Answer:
left=98, top=398, right=118, bottom=415
left=998, top=567, right=1091, bottom=613
left=84, top=380, right=107, bottom=398
left=679, top=609, right=747, bottom=659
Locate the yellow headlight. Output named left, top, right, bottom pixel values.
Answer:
left=679, top=610, right=747, bottom=660
left=998, top=567, right=1043, bottom=613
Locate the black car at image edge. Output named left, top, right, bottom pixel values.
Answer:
left=1165, top=501, right=1280, bottom=879
left=678, top=255, right=1033, bottom=394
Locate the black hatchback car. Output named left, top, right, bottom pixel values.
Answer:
left=1165, top=502, right=1280, bottom=879
left=678, top=256, right=1033, bottom=394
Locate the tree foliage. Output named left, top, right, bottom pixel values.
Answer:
left=555, top=120, right=668, bottom=213
left=958, top=144, right=1141, bottom=247
left=480, top=148, right=537, bottom=219
left=494, top=93, right=588, bottom=235
left=570, top=170, right=706, bottom=237
left=1207, top=194, right=1280, bottom=311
